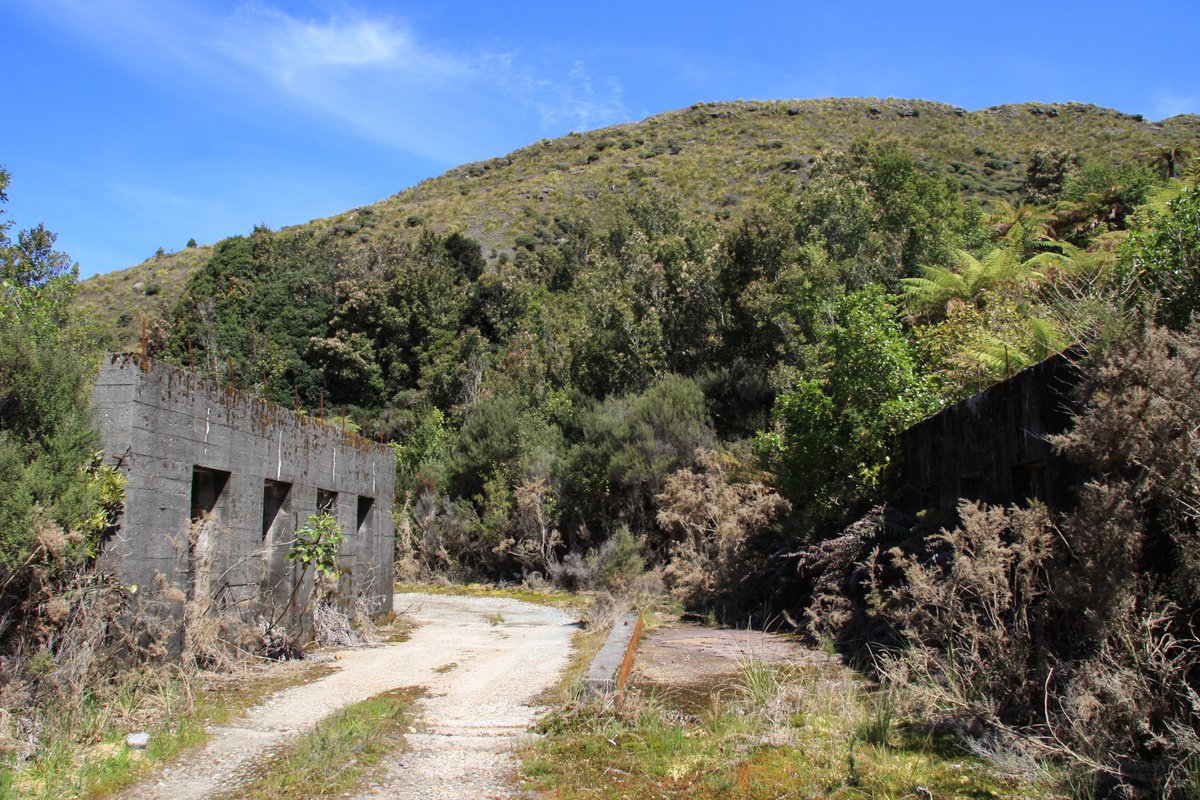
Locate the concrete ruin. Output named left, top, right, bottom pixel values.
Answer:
left=91, top=354, right=394, bottom=642
left=900, top=350, right=1082, bottom=515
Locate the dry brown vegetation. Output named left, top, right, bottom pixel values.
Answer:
left=801, top=323, right=1200, bottom=799
left=656, top=448, right=790, bottom=607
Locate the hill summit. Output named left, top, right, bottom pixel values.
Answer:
left=76, top=96, right=1199, bottom=346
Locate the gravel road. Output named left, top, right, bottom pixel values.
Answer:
left=118, top=592, right=578, bottom=800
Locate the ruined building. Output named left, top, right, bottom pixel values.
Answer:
left=91, top=354, right=394, bottom=642
left=901, top=350, right=1082, bottom=515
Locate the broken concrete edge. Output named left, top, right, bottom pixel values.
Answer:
left=580, top=611, right=645, bottom=703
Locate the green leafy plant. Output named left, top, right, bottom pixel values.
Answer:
left=287, top=512, right=344, bottom=581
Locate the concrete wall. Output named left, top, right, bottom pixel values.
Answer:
left=92, top=354, right=394, bottom=640
left=901, top=351, right=1082, bottom=515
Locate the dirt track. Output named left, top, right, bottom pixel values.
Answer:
left=119, top=592, right=578, bottom=800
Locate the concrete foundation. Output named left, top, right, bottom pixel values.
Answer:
left=91, top=354, right=394, bottom=643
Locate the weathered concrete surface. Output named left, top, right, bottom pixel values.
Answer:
left=626, top=623, right=825, bottom=714
left=581, top=612, right=643, bottom=701
left=92, top=354, right=394, bottom=638
left=901, top=351, right=1081, bottom=515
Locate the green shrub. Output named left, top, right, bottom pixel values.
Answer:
left=0, top=164, right=123, bottom=657
left=590, top=525, right=644, bottom=591
left=288, top=512, right=344, bottom=581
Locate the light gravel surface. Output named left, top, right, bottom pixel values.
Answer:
left=118, top=592, right=578, bottom=800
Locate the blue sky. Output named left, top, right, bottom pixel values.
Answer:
left=4, top=1, right=1198, bottom=279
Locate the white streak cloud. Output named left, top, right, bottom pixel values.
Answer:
left=22, top=1, right=628, bottom=163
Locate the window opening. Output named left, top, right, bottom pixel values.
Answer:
left=1011, top=461, right=1046, bottom=505
left=960, top=474, right=986, bottom=503
left=189, top=466, right=230, bottom=603
left=356, top=496, right=374, bottom=536
left=191, top=467, right=230, bottom=522
left=262, top=480, right=291, bottom=541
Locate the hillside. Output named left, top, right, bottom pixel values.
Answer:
left=75, top=97, right=1200, bottom=348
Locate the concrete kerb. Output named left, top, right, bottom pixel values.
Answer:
left=580, top=611, right=644, bottom=702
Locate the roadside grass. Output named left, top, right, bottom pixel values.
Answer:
left=540, top=619, right=609, bottom=708
left=524, top=655, right=1062, bottom=800
left=213, top=687, right=422, bottom=800
left=2, top=659, right=336, bottom=800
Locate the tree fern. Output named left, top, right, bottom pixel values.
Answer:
left=902, top=247, right=1026, bottom=319
left=959, top=315, right=1065, bottom=379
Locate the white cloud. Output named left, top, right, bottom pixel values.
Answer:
left=24, top=1, right=628, bottom=162
left=213, top=7, right=462, bottom=85
left=518, top=60, right=627, bottom=132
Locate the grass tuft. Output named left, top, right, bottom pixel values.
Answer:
left=524, top=649, right=1057, bottom=799
left=214, top=687, right=421, bottom=800
left=1, top=661, right=336, bottom=800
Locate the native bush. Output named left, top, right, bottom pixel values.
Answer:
left=795, top=139, right=984, bottom=288
left=758, top=286, right=935, bottom=519
left=562, top=374, right=713, bottom=538
left=1122, top=184, right=1200, bottom=330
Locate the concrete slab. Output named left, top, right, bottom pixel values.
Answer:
left=580, top=612, right=644, bottom=701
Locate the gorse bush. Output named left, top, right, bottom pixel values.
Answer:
left=0, top=166, right=119, bottom=625
left=0, top=166, right=152, bottom=784
left=809, top=324, right=1200, bottom=798
left=656, top=447, right=790, bottom=607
